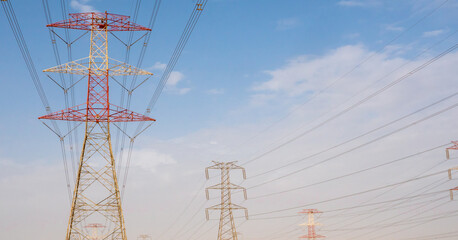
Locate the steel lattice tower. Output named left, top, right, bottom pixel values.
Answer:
left=446, top=141, right=458, bottom=200
left=39, top=12, right=155, bottom=240
left=137, top=234, right=152, bottom=240
left=85, top=224, right=105, bottom=240
left=205, top=161, right=248, bottom=240
left=299, top=209, right=324, bottom=240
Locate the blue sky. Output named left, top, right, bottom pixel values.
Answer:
left=1, top=0, right=458, bottom=239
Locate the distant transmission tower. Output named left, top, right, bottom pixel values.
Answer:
left=205, top=161, right=248, bottom=240
left=299, top=209, right=324, bottom=240
left=137, top=234, right=152, bottom=240
left=446, top=141, right=458, bottom=200
left=39, top=12, right=155, bottom=239
left=85, top=224, right=105, bottom=240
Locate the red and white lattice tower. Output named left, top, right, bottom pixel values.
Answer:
left=446, top=141, right=458, bottom=200
left=85, top=224, right=105, bottom=240
left=299, top=209, right=324, bottom=240
left=39, top=12, right=155, bottom=240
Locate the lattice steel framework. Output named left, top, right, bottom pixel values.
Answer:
left=137, top=235, right=152, bottom=240
left=39, top=12, right=154, bottom=240
left=299, top=209, right=324, bottom=240
left=446, top=141, right=458, bottom=200
left=205, top=161, right=248, bottom=240
left=86, top=224, right=105, bottom=240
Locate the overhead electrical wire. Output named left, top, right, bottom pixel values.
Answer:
left=351, top=199, right=453, bottom=240
left=246, top=91, right=457, bottom=182
left=243, top=102, right=458, bottom=193
left=170, top=200, right=208, bottom=240
left=154, top=179, right=207, bottom=240
left=324, top=177, right=449, bottom=225
left=324, top=206, right=457, bottom=232
left=324, top=160, right=452, bottom=231
left=344, top=189, right=453, bottom=239
left=41, top=0, right=79, bottom=188
left=396, top=230, right=458, bottom=240
left=0, top=0, right=78, bottom=203
left=242, top=42, right=458, bottom=167
left=248, top=190, right=447, bottom=221
left=241, top=29, right=457, bottom=173
left=249, top=170, right=447, bottom=217
left=226, top=0, right=451, bottom=160
left=117, top=0, right=162, bottom=197
left=136, top=0, right=208, bottom=133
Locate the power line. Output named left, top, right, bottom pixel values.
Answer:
left=154, top=179, right=207, bottom=240
left=247, top=91, right=457, bottom=182
left=226, top=0, right=451, bottom=162
left=1, top=0, right=76, bottom=203
left=244, top=102, right=458, bottom=192
left=136, top=0, right=208, bottom=133
left=242, top=42, right=458, bottom=167
left=249, top=190, right=447, bottom=221
left=323, top=160, right=451, bottom=231
left=352, top=199, right=452, bottom=240
left=250, top=170, right=446, bottom=217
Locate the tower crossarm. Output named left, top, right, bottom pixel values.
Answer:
left=205, top=203, right=249, bottom=220
left=206, top=203, right=247, bottom=211
left=450, top=187, right=458, bottom=200
left=206, top=182, right=246, bottom=190
left=299, top=234, right=325, bottom=239
left=446, top=141, right=458, bottom=159
left=206, top=182, right=247, bottom=200
left=39, top=103, right=156, bottom=122
left=43, top=57, right=153, bottom=76
left=445, top=141, right=458, bottom=180
left=205, top=161, right=247, bottom=179
left=47, top=12, right=152, bottom=31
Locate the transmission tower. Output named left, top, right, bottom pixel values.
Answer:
left=299, top=209, right=324, bottom=240
left=205, top=161, right=248, bottom=240
left=39, top=12, right=155, bottom=240
left=137, top=234, right=152, bottom=240
left=446, top=141, right=458, bottom=200
left=85, top=224, right=105, bottom=240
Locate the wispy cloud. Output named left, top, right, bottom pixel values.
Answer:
left=131, top=148, right=176, bottom=173
left=343, top=33, right=360, bottom=39
left=385, top=25, right=404, bottom=32
left=166, top=71, right=191, bottom=95
left=149, top=61, right=167, bottom=71
left=338, top=0, right=381, bottom=7
left=207, top=88, right=225, bottom=95
left=252, top=45, right=408, bottom=98
left=167, top=71, right=184, bottom=87
left=423, top=29, right=445, bottom=37
left=276, top=18, right=299, bottom=30
left=70, top=0, right=96, bottom=12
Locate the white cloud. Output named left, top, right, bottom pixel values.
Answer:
left=167, top=71, right=184, bottom=87
left=2, top=43, right=457, bottom=240
left=338, top=0, right=381, bottom=7
left=207, top=88, right=225, bottom=95
left=276, top=18, right=299, bottom=30
left=422, top=29, right=445, bottom=37
left=343, top=33, right=360, bottom=39
left=177, top=88, right=191, bottom=95
left=164, top=71, right=191, bottom=95
left=150, top=61, right=167, bottom=71
left=253, top=45, right=399, bottom=96
left=385, top=25, right=404, bottom=32
left=70, top=0, right=95, bottom=12
left=131, top=148, right=176, bottom=173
